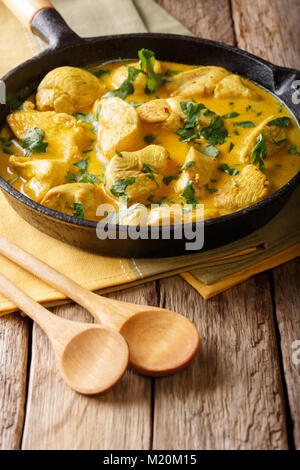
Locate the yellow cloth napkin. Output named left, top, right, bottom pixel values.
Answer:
left=0, top=0, right=299, bottom=314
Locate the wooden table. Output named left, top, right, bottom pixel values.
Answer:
left=0, top=0, right=299, bottom=450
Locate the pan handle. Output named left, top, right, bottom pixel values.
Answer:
left=2, top=0, right=80, bottom=48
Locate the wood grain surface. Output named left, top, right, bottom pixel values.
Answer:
left=0, top=0, right=299, bottom=450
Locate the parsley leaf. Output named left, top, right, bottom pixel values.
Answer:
left=103, top=66, right=142, bottom=100
left=163, top=175, right=179, bottom=185
left=202, top=145, right=220, bottom=158
left=175, top=128, right=199, bottom=143
left=21, top=127, right=48, bottom=155
left=250, top=132, right=267, bottom=170
left=181, top=161, right=195, bottom=172
left=181, top=181, right=197, bottom=205
left=73, top=113, right=94, bottom=123
left=73, top=202, right=85, bottom=219
left=110, top=177, right=136, bottom=198
left=235, top=121, right=256, bottom=128
left=229, top=142, right=234, bottom=152
left=180, top=101, right=205, bottom=129
left=204, top=184, right=219, bottom=194
left=201, top=116, right=228, bottom=145
left=288, top=145, right=300, bottom=155
left=66, top=159, right=100, bottom=184
left=143, top=134, right=156, bottom=144
left=164, top=69, right=180, bottom=76
left=218, top=163, right=239, bottom=176
left=222, top=111, right=240, bottom=119
left=138, top=48, right=166, bottom=94
left=268, top=117, right=291, bottom=127
left=92, top=69, right=110, bottom=78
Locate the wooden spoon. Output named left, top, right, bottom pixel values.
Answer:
left=0, top=236, right=199, bottom=376
left=0, top=271, right=129, bottom=394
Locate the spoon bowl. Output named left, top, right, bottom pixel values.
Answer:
left=61, top=326, right=129, bottom=395
left=120, top=310, right=199, bottom=376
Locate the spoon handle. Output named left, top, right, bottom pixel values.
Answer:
left=0, top=270, right=65, bottom=336
left=0, top=235, right=138, bottom=329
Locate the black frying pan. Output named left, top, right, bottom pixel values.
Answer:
left=0, top=0, right=299, bottom=258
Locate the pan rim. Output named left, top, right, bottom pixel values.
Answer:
left=0, top=32, right=299, bottom=234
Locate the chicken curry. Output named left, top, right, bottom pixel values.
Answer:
left=1, top=49, right=300, bottom=225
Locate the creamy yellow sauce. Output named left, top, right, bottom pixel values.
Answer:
left=0, top=58, right=300, bottom=223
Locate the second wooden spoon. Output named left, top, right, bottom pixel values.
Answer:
left=0, top=235, right=199, bottom=376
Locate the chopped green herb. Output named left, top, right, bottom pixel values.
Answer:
left=7, top=175, right=19, bottom=185
left=268, top=117, right=291, bottom=127
left=246, top=105, right=252, bottom=112
left=163, top=175, right=179, bottom=186
left=115, top=150, right=123, bottom=158
left=73, top=158, right=88, bottom=172
left=229, top=142, right=234, bottom=152
left=138, top=48, right=167, bottom=94
left=129, top=100, right=142, bottom=108
left=73, top=112, right=94, bottom=123
left=181, top=181, right=197, bottom=205
left=6, top=93, right=22, bottom=110
left=66, top=158, right=100, bottom=184
left=21, top=127, right=48, bottom=154
left=256, top=112, right=262, bottom=117
left=222, top=111, right=240, bottom=119
left=201, top=116, right=228, bottom=145
left=235, top=121, right=256, bottom=128
left=110, top=177, right=136, bottom=198
left=180, top=101, right=205, bottom=129
left=288, top=145, right=300, bottom=155
left=250, top=132, right=267, bottom=170
left=95, top=104, right=101, bottom=121
left=175, top=127, right=198, bottom=143
left=218, top=163, right=239, bottom=176
left=181, top=161, right=195, bottom=172
left=92, top=69, right=110, bottom=78
left=143, top=134, right=156, bottom=144
left=164, top=69, right=180, bottom=76
left=234, top=129, right=240, bottom=136
left=204, top=184, right=218, bottom=194
left=274, top=138, right=287, bottom=146
left=73, top=202, right=85, bottom=219
left=203, top=109, right=215, bottom=117
left=202, top=145, right=220, bottom=158
left=142, top=163, right=159, bottom=187
left=103, top=66, right=142, bottom=99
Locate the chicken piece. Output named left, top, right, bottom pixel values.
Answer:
left=238, top=115, right=288, bottom=163
left=111, top=61, right=163, bottom=95
left=105, top=145, right=169, bottom=203
left=214, top=164, right=270, bottom=210
left=137, top=98, right=184, bottom=131
left=166, top=66, right=229, bottom=98
left=175, top=147, right=217, bottom=201
left=214, top=74, right=261, bottom=101
left=41, top=183, right=103, bottom=220
left=94, top=97, right=140, bottom=156
left=7, top=110, right=90, bottom=161
left=9, top=156, right=68, bottom=202
left=36, top=66, right=105, bottom=113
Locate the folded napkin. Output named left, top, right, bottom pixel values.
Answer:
left=0, top=0, right=299, bottom=315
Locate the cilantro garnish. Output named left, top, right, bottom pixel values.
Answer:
left=21, top=127, right=48, bottom=156
left=202, top=145, right=220, bottom=158
left=204, top=184, right=219, bottom=194
left=288, top=145, right=300, bottom=155
left=250, top=132, right=267, bottom=170
left=103, top=66, right=142, bottom=99
left=218, top=163, right=239, bottom=176
left=201, top=116, right=228, bottom=145
left=92, top=69, right=110, bottom=78
left=143, top=134, right=156, bottom=144
left=110, top=177, right=136, bottom=198
left=66, top=158, right=100, bottom=184
left=229, top=142, right=234, bottom=152
left=180, top=101, right=205, bottom=129
left=181, top=181, right=197, bottom=205
left=181, top=161, right=195, bottom=172
left=73, top=113, right=94, bottom=123
left=0, top=136, right=13, bottom=155
left=163, top=175, right=179, bottom=186
left=73, top=202, right=85, bottom=219
left=222, top=111, right=240, bottom=119
left=138, top=48, right=167, bottom=94
left=268, top=117, right=291, bottom=127
left=175, top=128, right=198, bottom=143
left=235, top=121, right=256, bottom=128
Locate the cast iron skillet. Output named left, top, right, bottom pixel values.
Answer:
left=0, top=0, right=299, bottom=257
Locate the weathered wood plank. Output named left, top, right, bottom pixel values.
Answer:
left=153, top=275, right=288, bottom=449
left=0, top=313, right=29, bottom=450
left=156, top=0, right=234, bottom=44
left=21, top=284, right=156, bottom=450
left=231, top=0, right=300, bottom=68
left=272, top=258, right=300, bottom=449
